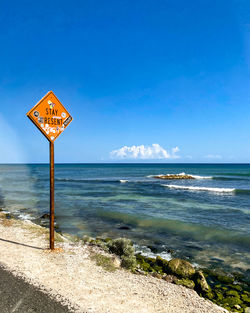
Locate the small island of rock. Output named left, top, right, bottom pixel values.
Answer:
left=154, top=174, right=195, bottom=180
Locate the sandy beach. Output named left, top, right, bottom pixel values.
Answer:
left=0, top=213, right=229, bottom=313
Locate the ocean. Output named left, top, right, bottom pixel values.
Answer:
left=0, top=163, right=250, bottom=280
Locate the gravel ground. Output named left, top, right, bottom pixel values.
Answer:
left=0, top=214, right=229, bottom=313
left=0, top=265, right=74, bottom=313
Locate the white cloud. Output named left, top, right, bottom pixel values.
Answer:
left=204, top=154, right=222, bottom=159
left=110, top=144, right=180, bottom=160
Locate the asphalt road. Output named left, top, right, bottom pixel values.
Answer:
left=0, top=265, right=75, bottom=313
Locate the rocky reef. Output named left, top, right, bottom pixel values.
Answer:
left=154, top=174, right=195, bottom=180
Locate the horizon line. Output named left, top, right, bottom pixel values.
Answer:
left=1, top=162, right=250, bottom=165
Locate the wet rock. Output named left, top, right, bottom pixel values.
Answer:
left=204, top=291, right=214, bottom=300
left=136, top=254, right=165, bottom=273
left=162, top=275, right=177, bottom=283
left=174, top=278, right=195, bottom=289
left=230, top=284, right=243, bottom=292
left=151, top=272, right=162, bottom=279
left=234, top=304, right=241, bottom=310
left=134, top=268, right=147, bottom=275
left=214, top=290, right=223, bottom=301
left=103, top=237, right=112, bottom=243
left=138, top=259, right=151, bottom=272
left=226, top=290, right=240, bottom=297
left=222, top=296, right=242, bottom=307
left=41, top=213, right=50, bottom=219
left=217, top=274, right=234, bottom=284
left=82, top=235, right=93, bottom=243
left=155, top=256, right=169, bottom=271
left=194, top=270, right=210, bottom=293
left=167, top=258, right=195, bottom=278
left=118, top=225, right=131, bottom=230
left=242, top=294, right=250, bottom=304
left=148, top=245, right=159, bottom=254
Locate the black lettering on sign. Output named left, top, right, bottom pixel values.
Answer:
left=44, top=117, right=47, bottom=124
left=48, top=118, right=50, bottom=124
left=49, top=109, right=58, bottom=115
left=63, top=116, right=72, bottom=127
left=46, top=108, right=49, bottom=115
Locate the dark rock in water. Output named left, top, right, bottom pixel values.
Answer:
left=167, top=249, right=174, bottom=254
left=148, top=245, right=159, bottom=254
left=221, top=295, right=242, bottom=308
left=41, top=213, right=50, bottom=219
left=154, top=174, right=195, bottom=180
left=185, top=244, right=203, bottom=251
left=118, top=225, right=131, bottom=230
left=242, top=294, right=250, bottom=305
left=153, top=240, right=165, bottom=246
left=155, top=256, right=169, bottom=272
left=217, top=274, right=234, bottom=284
left=167, top=258, right=195, bottom=278
left=194, top=270, right=210, bottom=293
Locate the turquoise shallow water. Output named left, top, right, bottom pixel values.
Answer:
left=0, top=163, right=250, bottom=280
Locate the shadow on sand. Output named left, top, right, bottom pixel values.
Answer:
left=0, top=237, right=44, bottom=250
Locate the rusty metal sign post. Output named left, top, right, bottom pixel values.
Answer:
left=27, top=91, right=73, bottom=250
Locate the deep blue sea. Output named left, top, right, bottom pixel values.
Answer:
left=1, top=163, right=250, bottom=280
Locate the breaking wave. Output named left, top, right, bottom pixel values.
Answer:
left=56, top=178, right=127, bottom=184
left=162, top=184, right=250, bottom=195
left=162, top=184, right=235, bottom=193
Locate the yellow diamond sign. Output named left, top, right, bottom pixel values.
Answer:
left=27, top=91, right=73, bottom=142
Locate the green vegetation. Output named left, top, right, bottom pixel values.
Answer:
left=84, top=234, right=250, bottom=312
left=91, top=253, right=117, bottom=272
left=107, top=238, right=137, bottom=270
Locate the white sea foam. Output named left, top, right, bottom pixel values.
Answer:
left=162, top=184, right=235, bottom=193
left=119, top=180, right=128, bottom=183
left=134, top=245, right=172, bottom=261
left=147, top=173, right=212, bottom=179
left=18, top=213, right=32, bottom=220
left=190, top=175, right=212, bottom=179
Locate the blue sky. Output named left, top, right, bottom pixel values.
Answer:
left=0, top=0, right=249, bottom=163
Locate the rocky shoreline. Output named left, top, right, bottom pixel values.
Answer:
left=86, top=236, right=250, bottom=313
left=0, top=211, right=229, bottom=313
left=1, top=210, right=249, bottom=312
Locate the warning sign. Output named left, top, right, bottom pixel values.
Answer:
left=27, top=91, right=73, bottom=142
